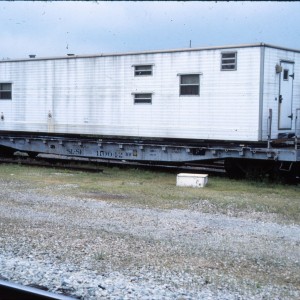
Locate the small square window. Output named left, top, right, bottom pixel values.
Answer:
left=134, top=65, right=152, bottom=76
left=221, top=52, right=237, bottom=71
left=134, top=93, right=152, bottom=104
left=283, top=69, right=289, bottom=81
left=179, top=75, right=199, bottom=96
left=0, top=83, right=12, bottom=100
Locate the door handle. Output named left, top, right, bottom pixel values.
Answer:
left=288, top=113, right=293, bottom=120
left=279, top=95, right=283, bottom=103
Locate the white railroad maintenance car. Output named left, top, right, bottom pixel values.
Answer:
left=0, top=43, right=299, bottom=178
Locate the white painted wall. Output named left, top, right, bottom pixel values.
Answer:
left=262, top=47, right=300, bottom=139
left=0, top=45, right=263, bottom=141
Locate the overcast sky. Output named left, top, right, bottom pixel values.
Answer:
left=1, top=1, right=300, bottom=59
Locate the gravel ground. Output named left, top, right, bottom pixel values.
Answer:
left=0, top=177, right=299, bottom=299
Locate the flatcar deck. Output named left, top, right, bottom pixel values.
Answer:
left=0, top=134, right=299, bottom=162
left=0, top=133, right=299, bottom=179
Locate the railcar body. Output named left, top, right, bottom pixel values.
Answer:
left=0, top=43, right=300, bottom=179
left=0, top=43, right=299, bottom=142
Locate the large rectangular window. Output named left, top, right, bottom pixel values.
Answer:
left=221, top=52, right=237, bottom=71
left=0, top=83, right=12, bottom=100
left=180, top=75, right=199, bottom=96
left=134, top=65, right=152, bottom=76
left=133, top=93, right=152, bottom=104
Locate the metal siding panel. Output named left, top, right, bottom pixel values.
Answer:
left=262, top=48, right=300, bottom=139
left=0, top=47, right=262, bottom=141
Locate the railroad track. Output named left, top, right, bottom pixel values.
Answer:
left=0, top=153, right=226, bottom=175
left=0, top=279, right=76, bottom=300
left=0, top=155, right=104, bottom=173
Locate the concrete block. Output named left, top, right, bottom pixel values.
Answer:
left=176, top=173, right=208, bottom=188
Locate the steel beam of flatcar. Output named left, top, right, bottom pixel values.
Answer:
left=0, top=135, right=299, bottom=163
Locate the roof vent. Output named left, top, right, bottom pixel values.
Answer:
left=29, top=55, right=36, bottom=58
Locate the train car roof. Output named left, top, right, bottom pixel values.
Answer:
left=1, top=42, right=300, bottom=63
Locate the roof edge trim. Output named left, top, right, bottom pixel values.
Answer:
left=1, top=43, right=300, bottom=63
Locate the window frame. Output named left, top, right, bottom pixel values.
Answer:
left=132, top=92, right=153, bottom=104
left=0, top=83, right=12, bottom=100
left=133, top=64, right=153, bottom=77
left=221, top=51, right=237, bottom=71
left=178, top=74, right=200, bottom=96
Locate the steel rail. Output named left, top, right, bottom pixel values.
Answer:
left=0, top=154, right=225, bottom=174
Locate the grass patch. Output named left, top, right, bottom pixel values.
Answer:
left=0, top=164, right=299, bottom=224
left=94, top=251, right=106, bottom=261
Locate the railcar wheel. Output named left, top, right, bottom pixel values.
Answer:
left=224, top=158, right=277, bottom=180
left=27, top=152, right=38, bottom=158
left=224, top=158, right=246, bottom=179
left=0, top=146, right=16, bottom=158
left=277, top=162, right=300, bottom=184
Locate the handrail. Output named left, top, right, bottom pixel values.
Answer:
left=267, top=109, right=272, bottom=149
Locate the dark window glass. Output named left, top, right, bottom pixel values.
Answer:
left=283, top=69, right=289, bottom=80
left=0, top=83, right=12, bottom=90
left=222, top=64, right=236, bottom=70
left=134, top=93, right=152, bottom=104
left=180, top=75, right=200, bottom=96
left=0, top=92, right=11, bottom=99
left=181, top=75, right=199, bottom=85
left=222, top=53, right=236, bottom=59
left=134, top=65, right=152, bottom=76
left=222, top=59, right=235, bottom=64
left=180, top=86, right=199, bottom=95
left=221, top=52, right=237, bottom=71
left=0, top=83, right=12, bottom=100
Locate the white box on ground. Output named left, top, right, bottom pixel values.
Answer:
left=176, top=173, right=208, bottom=188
